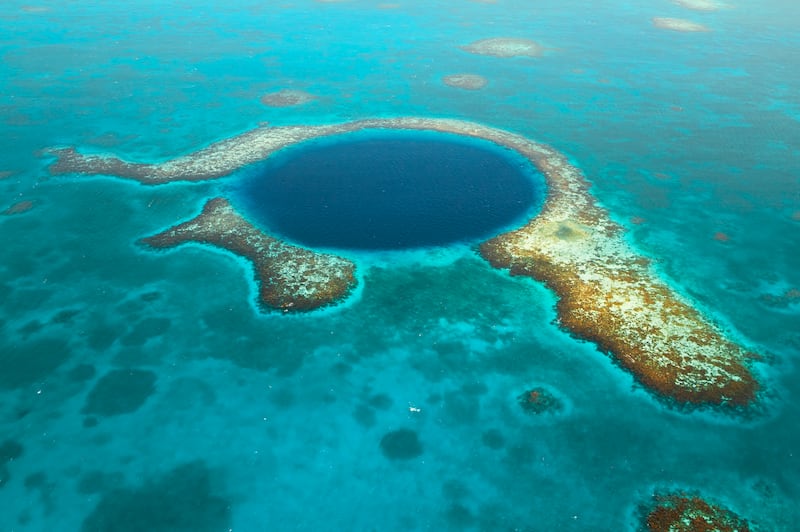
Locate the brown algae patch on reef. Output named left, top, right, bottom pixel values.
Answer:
left=3, top=200, right=34, bottom=215
left=47, top=117, right=760, bottom=405
left=443, top=73, right=488, bottom=90
left=652, top=17, right=711, bottom=32
left=644, top=492, right=751, bottom=531
left=141, top=198, right=356, bottom=311
left=461, top=38, right=545, bottom=58
left=260, top=89, right=317, bottom=107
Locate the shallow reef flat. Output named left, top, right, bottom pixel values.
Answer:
left=142, top=198, right=356, bottom=311
left=460, top=37, right=545, bottom=58
left=652, top=17, right=711, bottom=32
left=260, top=89, right=317, bottom=108
left=48, top=117, right=759, bottom=406
left=442, top=73, right=488, bottom=90
left=673, top=0, right=727, bottom=11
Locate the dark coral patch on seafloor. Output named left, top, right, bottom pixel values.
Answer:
left=380, top=429, right=423, bottom=460
left=81, top=461, right=231, bottom=532
left=481, top=429, right=506, bottom=450
left=82, top=369, right=157, bottom=417
left=517, top=387, right=562, bottom=415
left=644, top=492, right=751, bottom=532
left=1, top=439, right=24, bottom=489
left=0, top=337, right=70, bottom=390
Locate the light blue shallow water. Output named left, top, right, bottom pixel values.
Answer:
left=1, top=1, right=799, bottom=530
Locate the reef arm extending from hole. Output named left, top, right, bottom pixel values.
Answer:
left=478, top=144, right=760, bottom=408
left=140, top=198, right=356, bottom=311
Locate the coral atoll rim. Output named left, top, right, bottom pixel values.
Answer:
left=48, top=116, right=761, bottom=407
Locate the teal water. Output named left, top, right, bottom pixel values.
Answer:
left=1, top=0, right=799, bottom=530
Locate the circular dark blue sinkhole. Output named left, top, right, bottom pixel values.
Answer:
left=233, top=132, right=544, bottom=251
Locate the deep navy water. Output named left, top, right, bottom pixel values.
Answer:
left=232, top=132, right=542, bottom=250
left=1, top=0, right=799, bottom=531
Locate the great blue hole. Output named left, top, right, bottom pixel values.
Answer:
left=231, top=130, right=545, bottom=251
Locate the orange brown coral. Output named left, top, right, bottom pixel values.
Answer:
left=47, top=117, right=761, bottom=405
left=646, top=492, right=750, bottom=532
left=142, top=198, right=356, bottom=311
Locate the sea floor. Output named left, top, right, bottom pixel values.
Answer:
left=1, top=0, right=799, bottom=530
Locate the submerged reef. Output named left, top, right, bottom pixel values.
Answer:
left=1, top=439, right=24, bottom=489
left=517, top=387, right=562, bottom=415
left=380, top=429, right=423, bottom=460
left=460, top=37, right=545, bottom=58
left=2, top=200, right=34, bottom=215
left=260, top=89, right=316, bottom=107
left=142, top=198, right=356, bottom=311
left=673, top=0, right=726, bottom=11
left=652, top=17, right=711, bottom=32
left=644, top=492, right=751, bottom=531
left=442, top=73, right=488, bottom=90
left=47, top=117, right=760, bottom=406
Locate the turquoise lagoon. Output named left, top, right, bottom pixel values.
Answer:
left=1, top=0, right=799, bottom=530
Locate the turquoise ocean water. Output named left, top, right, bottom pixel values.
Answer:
left=1, top=0, right=799, bottom=530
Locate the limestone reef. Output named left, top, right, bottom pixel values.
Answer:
left=478, top=131, right=758, bottom=407
left=260, top=89, right=316, bottom=107
left=673, top=0, right=727, bottom=11
left=644, top=492, right=750, bottom=531
left=460, top=38, right=545, bottom=58
left=442, top=73, right=488, bottom=90
left=652, top=17, right=711, bottom=32
left=141, top=198, right=356, bottom=311
left=47, top=117, right=759, bottom=407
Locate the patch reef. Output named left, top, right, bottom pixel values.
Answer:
left=652, top=17, right=711, bottom=32
left=645, top=492, right=750, bottom=531
left=48, top=117, right=759, bottom=405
